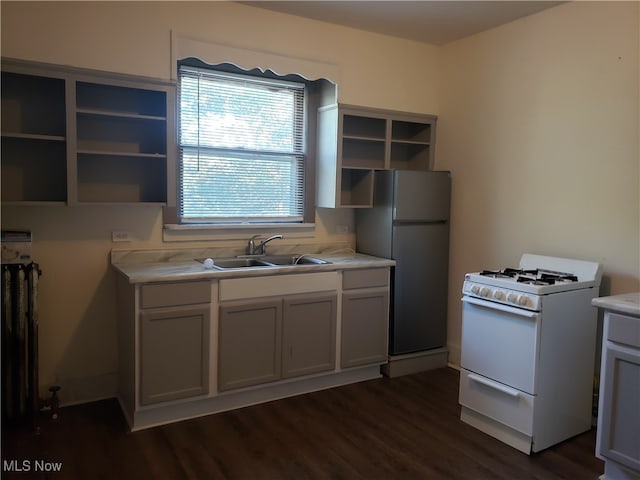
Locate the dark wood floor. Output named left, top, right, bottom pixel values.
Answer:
left=2, top=367, right=603, bottom=479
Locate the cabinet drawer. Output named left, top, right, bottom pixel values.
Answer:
left=219, top=272, right=338, bottom=302
left=343, top=268, right=389, bottom=290
left=608, top=312, right=640, bottom=348
left=141, top=281, right=211, bottom=308
left=459, top=369, right=534, bottom=436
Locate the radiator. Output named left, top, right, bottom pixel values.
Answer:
left=2, top=262, right=41, bottom=425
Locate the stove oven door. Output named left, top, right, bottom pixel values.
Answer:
left=461, top=296, right=541, bottom=395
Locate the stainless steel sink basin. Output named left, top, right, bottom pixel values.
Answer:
left=196, top=255, right=330, bottom=269
left=196, top=258, right=273, bottom=269
left=261, top=255, right=331, bottom=266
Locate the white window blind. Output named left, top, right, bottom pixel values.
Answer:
left=179, top=65, right=306, bottom=223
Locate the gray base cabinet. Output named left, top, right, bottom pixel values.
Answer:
left=283, top=294, right=337, bottom=378
left=218, top=299, right=283, bottom=391
left=138, top=281, right=211, bottom=406
left=115, top=266, right=391, bottom=430
left=341, top=290, right=389, bottom=368
left=218, top=293, right=337, bottom=392
left=341, top=268, right=390, bottom=368
left=140, top=305, right=210, bottom=405
left=116, top=279, right=212, bottom=413
left=595, top=307, right=640, bottom=479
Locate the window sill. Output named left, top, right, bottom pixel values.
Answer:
left=163, top=222, right=316, bottom=242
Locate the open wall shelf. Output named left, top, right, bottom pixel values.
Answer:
left=1, top=58, right=175, bottom=205
left=316, top=104, right=437, bottom=208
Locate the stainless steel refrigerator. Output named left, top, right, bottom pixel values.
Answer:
left=356, top=170, right=451, bottom=355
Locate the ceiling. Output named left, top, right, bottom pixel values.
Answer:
left=241, top=1, right=564, bottom=46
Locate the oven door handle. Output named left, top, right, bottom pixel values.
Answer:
left=462, top=296, right=539, bottom=319
left=467, top=373, right=522, bottom=398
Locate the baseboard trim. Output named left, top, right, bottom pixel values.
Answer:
left=128, top=365, right=382, bottom=431
left=381, top=347, right=449, bottom=378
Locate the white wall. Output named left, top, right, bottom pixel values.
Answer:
left=1, top=1, right=440, bottom=403
left=437, top=1, right=640, bottom=364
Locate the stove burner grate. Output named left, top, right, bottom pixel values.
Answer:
left=479, top=268, right=579, bottom=285
left=480, top=270, right=514, bottom=278
left=541, top=272, right=578, bottom=282
left=517, top=276, right=555, bottom=285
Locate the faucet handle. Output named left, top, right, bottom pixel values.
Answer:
left=247, top=234, right=262, bottom=255
left=246, top=234, right=283, bottom=255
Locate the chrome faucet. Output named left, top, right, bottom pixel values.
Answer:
left=246, top=234, right=283, bottom=255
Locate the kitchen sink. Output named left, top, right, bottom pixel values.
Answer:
left=261, top=255, right=331, bottom=266
left=196, top=258, right=273, bottom=269
left=196, top=255, right=330, bottom=269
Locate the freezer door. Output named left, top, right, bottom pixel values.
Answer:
left=393, top=170, right=450, bottom=222
left=390, top=223, right=449, bottom=354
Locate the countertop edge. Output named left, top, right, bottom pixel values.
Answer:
left=592, top=292, right=640, bottom=317
left=112, top=253, right=395, bottom=284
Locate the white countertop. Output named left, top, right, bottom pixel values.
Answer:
left=112, top=250, right=395, bottom=284
left=592, top=292, right=640, bottom=317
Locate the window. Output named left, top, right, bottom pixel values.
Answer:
left=178, top=65, right=306, bottom=224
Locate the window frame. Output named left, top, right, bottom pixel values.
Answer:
left=175, top=61, right=317, bottom=227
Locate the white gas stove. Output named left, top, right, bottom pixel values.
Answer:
left=459, top=253, right=602, bottom=454
left=463, top=253, right=603, bottom=311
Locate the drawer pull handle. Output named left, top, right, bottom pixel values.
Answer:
left=468, top=373, right=521, bottom=398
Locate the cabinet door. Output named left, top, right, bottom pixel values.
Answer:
left=218, top=299, right=282, bottom=391
left=282, top=294, right=337, bottom=378
left=598, top=343, right=640, bottom=471
left=140, top=305, right=210, bottom=405
left=341, top=289, right=389, bottom=368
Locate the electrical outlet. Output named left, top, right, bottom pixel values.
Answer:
left=336, top=224, right=349, bottom=234
left=111, top=231, right=131, bottom=242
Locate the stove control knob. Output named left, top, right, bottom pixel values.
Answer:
left=471, top=285, right=480, bottom=294
left=507, top=293, right=518, bottom=303
left=518, top=295, right=529, bottom=306
left=480, top=287, right=491, bottom=297
left=494, top=290, right=505, bottom=301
